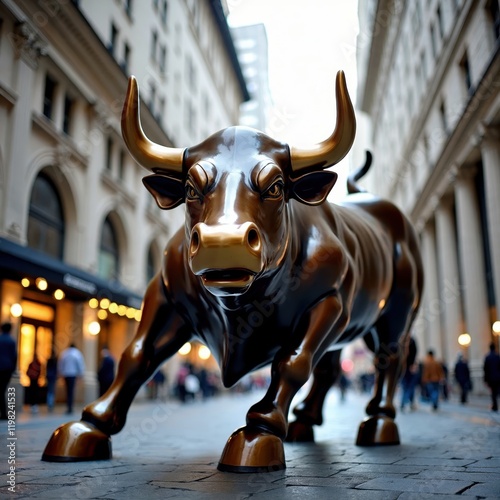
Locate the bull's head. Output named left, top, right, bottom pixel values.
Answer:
left=122, top=72, right=355, bottom=297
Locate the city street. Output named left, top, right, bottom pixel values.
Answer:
left=1, top=387, right=499, bottom=499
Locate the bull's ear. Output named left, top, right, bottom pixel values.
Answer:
left=289, top=171, right=338, bottom=205
left=142, top=174, right=185, bottom=210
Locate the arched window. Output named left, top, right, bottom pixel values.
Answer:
left=27, top=173, right=65, bottom=259
left=98, top=217, right=120, bottom=281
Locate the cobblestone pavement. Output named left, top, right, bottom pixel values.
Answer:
left=1, top=387, right=499, bottom=499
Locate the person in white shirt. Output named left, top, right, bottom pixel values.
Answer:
left=58, top=343, right=85, bottom=414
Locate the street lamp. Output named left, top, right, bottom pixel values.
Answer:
left=458, top=333, right=471, bottom=347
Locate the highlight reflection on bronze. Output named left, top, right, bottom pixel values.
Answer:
left=42, top=72, right=423, bottom=474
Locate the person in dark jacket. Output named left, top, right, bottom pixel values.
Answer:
left=45, top=353, right=58, bottom=412
left=97, top=347, right=115, bottom=397
left=400, top=336, right=418, bottom=410
left=484, top=342, right=500, bottom=412
left=454, top=353, right=471, bottom=404
left=0, top=322, right=17, bottom=420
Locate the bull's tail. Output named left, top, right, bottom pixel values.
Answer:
left=347, top=150, right=372, bottom=194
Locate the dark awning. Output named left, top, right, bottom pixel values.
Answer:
left=0, top=237, right=143, bottom=308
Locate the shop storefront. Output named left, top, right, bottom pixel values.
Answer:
left=0, top=237, right=143, bottom=407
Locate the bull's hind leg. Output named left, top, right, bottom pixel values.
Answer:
left=42, top=274, right=190, bottom=462
left=286, top=350, right=342, bottom=442
left=357, top=244, right=421, bottom=446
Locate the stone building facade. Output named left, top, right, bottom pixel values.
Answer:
left=356, top=0, right=500, bottom=385
left=0, top=0, right=247, bottom=404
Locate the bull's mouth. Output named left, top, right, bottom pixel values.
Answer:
left=200, top=268, right=255, bottom=292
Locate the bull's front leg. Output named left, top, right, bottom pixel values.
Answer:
left=42, top=274, right=190, bottom=462
left=218, top=295, right=347, bottom=472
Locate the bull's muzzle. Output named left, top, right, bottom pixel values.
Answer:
left=189, top=222, right=263, bottom=292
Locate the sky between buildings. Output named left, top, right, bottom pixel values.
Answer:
left=227, top=0, right=360, bottom=199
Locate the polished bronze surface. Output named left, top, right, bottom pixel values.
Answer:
left=122, top=76, right=185, bottom=175
left=290, top=71, right=356, bottom=173
left=42, top=74, right=423, bottom=473
left=42, top=421, right=111, bottom=462
left=355, top=415, right=401, bottom=446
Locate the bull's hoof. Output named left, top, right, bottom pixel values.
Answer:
left=218, top=426, right=285, bottom=473
left=41, top=421, right=112, bottom=462
left=285, top=421, right=315, bottom=443
left=356, top=415, right=400, bottom=446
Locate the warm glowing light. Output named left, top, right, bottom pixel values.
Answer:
left=36, top=277, right=48, bottom=291
left=493, top=321, right=500, bottom=335
left=458, top=333, right=471, bottom=346
left=10, top=303, right=23, bottom=318
left=341, top=358, right=354, bottom=372
left=109, top=302, right=118, bottom=314
left=134, top=310, right=142, bottom=322
left=378, top=299, right=386, bottom=309
left=88, top=321, right=101, bottom=335
left=97, top=309, right=108, bottom=320
left=53, top=289, right=65, bottom=300
left=198, top=345, right=211, bottom=360
left=100, top=298, right=111, bottom=309
left=126, top=307, right=136, bottom=319
left=117, top=305, right=127, bottom=316
left=89, top=298, right=99, bottom=309
left=21, top=278, right=30, bottom=287
left=179, top=342, right=192, bottom=355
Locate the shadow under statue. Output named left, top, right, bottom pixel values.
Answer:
left=42, top=71, right=424, bottom=473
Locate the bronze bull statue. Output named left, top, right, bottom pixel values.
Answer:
left=42, top=71, right=423, bottom=473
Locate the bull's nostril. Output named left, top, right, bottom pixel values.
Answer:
left=190, top=230, right=200, bottom=255
left=247, top=228, right=260, bottom=251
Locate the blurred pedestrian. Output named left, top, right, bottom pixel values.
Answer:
left=45, top=352, right=58, bottom=412
left=175, top=364, right=189, bottom=402
left=26, top=354, right=42, bottom=414
left=454, top=353, right=471, bottom=404
left=185, top=369, right=200, bottom=401
left=97, top=347, right=115, bottom=397
left=421, top=350, right=445, bottom=410
left=338, top=372, right=349, bottom=402
left=58, top=343, right=85, bottom=414
left=483, top=342, right=500, bottom=412
left=400, top=336, right=418, bottom=411
left=0, top=322, right=17, bottom=420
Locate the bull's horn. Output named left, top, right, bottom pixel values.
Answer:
left=290, top=71, right=356, bottom=173
left=121, top=76, right=184, bottom=174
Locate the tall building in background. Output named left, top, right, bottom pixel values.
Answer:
left=0, top=0, right=247, bottom=404
left=231, top=23, right=272, bottom=133
left=356, top=0, right=500, bottom=383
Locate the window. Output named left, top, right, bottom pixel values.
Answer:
left=161, top=0, right=168, bottom=27
left=118, top=150, right=125, bottom=181
left=109, top=23, right=118, bottom=56
left=105, top=137, right=113, bottom=171
left=459, top=51, right=472, bottom=95
left=151, top=30, right=158, bottom=62
left=439, top=100, right=448, bottom=135
left=186, top=55, right=196, bottom=92
left=157, top=97, right=165, bottom=123
left=98, top=217, right=119, bottom=281
left=436, top=5, right=444, bottom=39
left=122, top=43, right=130, bottom=73
left=487, top=0, right=500, bottom=40
left=62, top=95, right=73, bottom=135
left=146, top=244, right=157, bottom=283
left=159, top=45, right=166, bottom=74
left=430, top=24, right=437, bottom=59
left=27, top=173, right=65, bottom=259
left=43, top=74, right=56, bottom=120
left=185, top=98, right=196, bottom=135
left=150, top=82, right=156, bottom=114
left=125, top=0, right=133, bottom=18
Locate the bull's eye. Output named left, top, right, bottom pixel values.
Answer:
left=186, top=182, right=201, bottom=202
left=263, top=180, right=284, bottom=200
